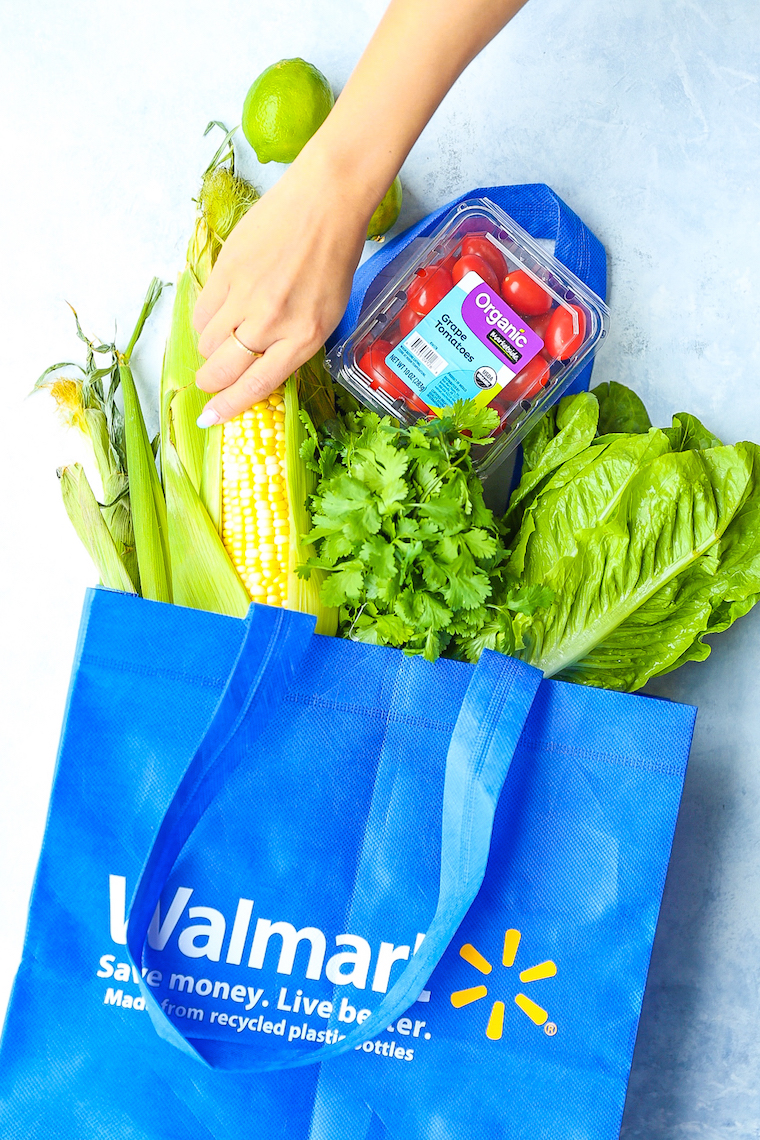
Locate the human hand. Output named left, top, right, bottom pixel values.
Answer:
left=193, top=0, right=528, bottom=427
left=193, top=147, right=374, bottom=425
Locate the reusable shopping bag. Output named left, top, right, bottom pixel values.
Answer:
left=0, top=587, right=695, bottom=1138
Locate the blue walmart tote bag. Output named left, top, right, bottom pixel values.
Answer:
left=0, top=187, right=694, bottom=1139
left=0, top=588, right=695, bottom=1140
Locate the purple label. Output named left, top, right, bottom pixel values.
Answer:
left=461, top=281, right=544, bottom=373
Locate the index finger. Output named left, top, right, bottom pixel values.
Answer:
left=193, top=270, right=231, bottom=335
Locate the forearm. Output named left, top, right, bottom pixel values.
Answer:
left=300, top=0, right=528, bottom=214
left=193, top=0, right=530, bottom=422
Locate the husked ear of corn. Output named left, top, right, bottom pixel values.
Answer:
left=163, top=389, right=250, bottom=619
left=221, top=377, right=337, bottom=635
left=221, top=389, right=290, bottom=608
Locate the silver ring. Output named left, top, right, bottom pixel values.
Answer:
left=230, top=328, right=263, bottom=357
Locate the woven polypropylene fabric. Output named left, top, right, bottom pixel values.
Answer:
left=0, top=587, right=694, bottom=1140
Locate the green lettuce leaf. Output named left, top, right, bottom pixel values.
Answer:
left=513, top=441, right=760, bottom=690
left=663, top=411, right=723, bottom=452
left=593, top=380, right=652, bottom=435
left=504, top=391, right=599, bottom=534
left=520, top=405, right=558, bottom=473
left=509, top=429, right=673, bottom=580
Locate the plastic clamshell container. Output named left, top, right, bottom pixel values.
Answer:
left=327, top=197, right=610, bottom=477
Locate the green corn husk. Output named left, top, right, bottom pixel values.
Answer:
left=119, top=278, right=172, bottom=603
left=297, top=347, right=339, bottom=430
left=82, top=405, right=139, bottom=588
left=163, top=391, right=250, bottom=617
left=161, top=123, right=259, bottom=503
left=200, top=423, right=223, bottom=531
left=37, top=356, right=141, bottom=593
left=59, top=463, right=137, bottom=593
left=160, top=268, right=209, bottom=492
left=285, top=366, right=338, bottom=637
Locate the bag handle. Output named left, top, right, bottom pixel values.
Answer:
left=328, top=182, right=607, bottom=396
left=127, top=605, right=541, bottom=1071
left=126, top=604, right=317, bottom=1063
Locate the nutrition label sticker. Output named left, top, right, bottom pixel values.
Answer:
left=385, top=272, right=544, bottom=412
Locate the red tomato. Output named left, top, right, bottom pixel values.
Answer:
left=436, top=252, right=458, bottom=273
left=526, top=309, right=554, bottom=340
left=460, top=233, right=507, bottom=279
left=358, top=340, right=399, bottom=391
left=501, top=271, right=552, bottom=317
left=358, top=340, right=430, bottom=415
left=544, top=304, right=586, bottom=361
left=398, top=305, right=422, bottom=337
left=383, top=321, right=403, bottom=349
left=452, top=254, right=500, bottom=294
left=406, top=264, right=454, bottom=316
left=503, top=355, right=551, bottom=402
left=403, top=390, right=431, bottom=415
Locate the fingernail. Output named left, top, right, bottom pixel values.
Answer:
left=197, top=406, right=222, bottom=428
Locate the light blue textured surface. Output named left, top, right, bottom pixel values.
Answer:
left=1, top=0, right=759, bottom=1136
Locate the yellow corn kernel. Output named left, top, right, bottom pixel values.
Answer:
left=220, top=388, right=289, bottom=607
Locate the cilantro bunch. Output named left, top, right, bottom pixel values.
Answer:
left=299, top=402, right=529, bottom=661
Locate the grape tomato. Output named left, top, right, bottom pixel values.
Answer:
left=398, top=305, right=422, bottom=337
left=460, top=234, right=507, bottom=279
left=501, top=270, right=552, bottom=317
left=545, top=305, right=586, bottom=361
left=452, top=254, right=500, bottom=293
left=358, top=340, right=398, bottom=390
left=526, top=310, right=553, bottom=340
left=406, top=264, right=454, bottom=316
left=504, top=355, right=551, bottom=401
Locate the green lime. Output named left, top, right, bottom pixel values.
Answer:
left=242, top=58, right=334, bottom=164
left=367, top=176, right=403, bottom=240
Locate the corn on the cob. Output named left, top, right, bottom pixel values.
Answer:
left=219, top=373, right=338, bottom=635
left=221, top=388, right=290, bottom=607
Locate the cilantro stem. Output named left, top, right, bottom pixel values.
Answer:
left=347, top=602, right=367, bottom=639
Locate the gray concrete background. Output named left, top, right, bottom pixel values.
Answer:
left=1, top=0, right=759, bottom=1134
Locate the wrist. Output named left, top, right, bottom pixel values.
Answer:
left=295, top=114, right=403, bottom=224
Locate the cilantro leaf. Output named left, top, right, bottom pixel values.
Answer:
left=445, top=400, right=500, bottom=440
left=464, top=528, right=498, bottom=560
left=320, top=562, right=365, bottom=607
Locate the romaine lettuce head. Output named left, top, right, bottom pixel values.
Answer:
left=473, top=389, right=760, bottom=691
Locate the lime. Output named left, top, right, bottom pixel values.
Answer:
left=242, top=58, right=334, bottom=164
left=367, top=176, right=403, bottom=240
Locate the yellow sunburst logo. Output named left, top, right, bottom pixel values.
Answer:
left=449, top=928, right=557, bottom=1040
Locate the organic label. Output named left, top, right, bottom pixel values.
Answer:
left=386, top=272, right=544, bottom=413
